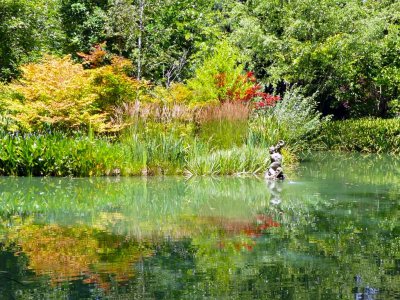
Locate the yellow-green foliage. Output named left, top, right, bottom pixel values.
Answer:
left=153, top=83, right=193, bottom=104
left=187, top=41, right=252, bottom=105
left=0, top=55, right=150, bottom=133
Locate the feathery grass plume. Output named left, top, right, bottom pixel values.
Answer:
left=195, top=101, right=250, bottom=149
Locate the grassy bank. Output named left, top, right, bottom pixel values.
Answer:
left=0, top=55, right=328, bottom=177
left=313, top=118, right=400, bottom=154
left=0, top=131, right=297, bottom=177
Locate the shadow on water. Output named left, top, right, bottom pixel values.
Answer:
left=0, top=152, right=399, bottom=299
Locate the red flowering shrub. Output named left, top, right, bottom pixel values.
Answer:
left=253, top=94, right=281, bottom=109
left=189, top=42, right=280, bottom=108
left=212, top=70, right=280, bottom=109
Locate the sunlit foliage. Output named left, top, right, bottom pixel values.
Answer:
left=0, top=55, right=150, bottom=133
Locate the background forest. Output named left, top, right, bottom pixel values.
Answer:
left=1, top=0, right=400, bottom=117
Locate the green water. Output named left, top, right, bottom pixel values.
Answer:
left=0, top=152, right=399, bottom=299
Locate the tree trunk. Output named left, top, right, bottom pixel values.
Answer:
left=137, top=0, right=144, bottom=80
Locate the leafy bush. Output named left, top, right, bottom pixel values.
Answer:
left=314, top=118, right=400, bottom=153
left=248, top=88, right=330, bottom=150
left=187, top=41, right=271, bottom=106
left=0, top=55, right=150, bottom=133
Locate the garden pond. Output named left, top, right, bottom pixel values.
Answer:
left=0, top=152, right=399, bottom=299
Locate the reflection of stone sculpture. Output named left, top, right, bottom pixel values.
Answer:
left=267, top=180, right=282, bottom=205
left=265, top=140, right=285, bottom=180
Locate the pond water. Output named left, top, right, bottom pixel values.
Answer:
left=0, top=152, right=399, bottom=299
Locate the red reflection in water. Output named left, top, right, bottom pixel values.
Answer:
left=212, top=214, right=280, bottom=252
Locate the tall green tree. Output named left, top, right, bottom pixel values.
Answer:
left=0, top=0, right=63, bottom=81
left=106, top=0, right=224, bottom=84
left=228, top=0, right=400, bottom=117
left=61, top=0, right=225, bottom=84
left=60, top=0, right=108, bottom=54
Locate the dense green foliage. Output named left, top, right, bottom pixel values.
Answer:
left=2, top=0, right=399, bottom=119
left=0, top=0, right=62, bottom=81
left=60, top=0, right=222, bottom=84
left=314, top=118, right=400, bottom=153
left=229, top=0, right=400, bottom=117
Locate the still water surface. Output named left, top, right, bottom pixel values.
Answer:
left=0, top=152, right=399, bottom=299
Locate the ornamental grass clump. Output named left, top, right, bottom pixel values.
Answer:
left=196, top=101, right=250, bottom=149
left=121, top=130, right=188, bottom=175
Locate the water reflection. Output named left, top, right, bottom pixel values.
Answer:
left=266, top=179, right=283, bottom=206
left=0, top=153, right=399, bottom=299
left=353, top=275, right=379, bottom=300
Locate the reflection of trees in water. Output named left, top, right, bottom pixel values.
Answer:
left=0, top=158, right=399, bottom=299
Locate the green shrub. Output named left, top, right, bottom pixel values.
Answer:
left=0, top=56, right=151, bottom=133
left=187, top=41, right=253, bottom=105
left=314, top=118, right=400, bottom=153
left=248, top=87, right=330, bottom=151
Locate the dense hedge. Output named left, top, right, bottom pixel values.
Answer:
left=314, top=118, right=400, bottom=153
